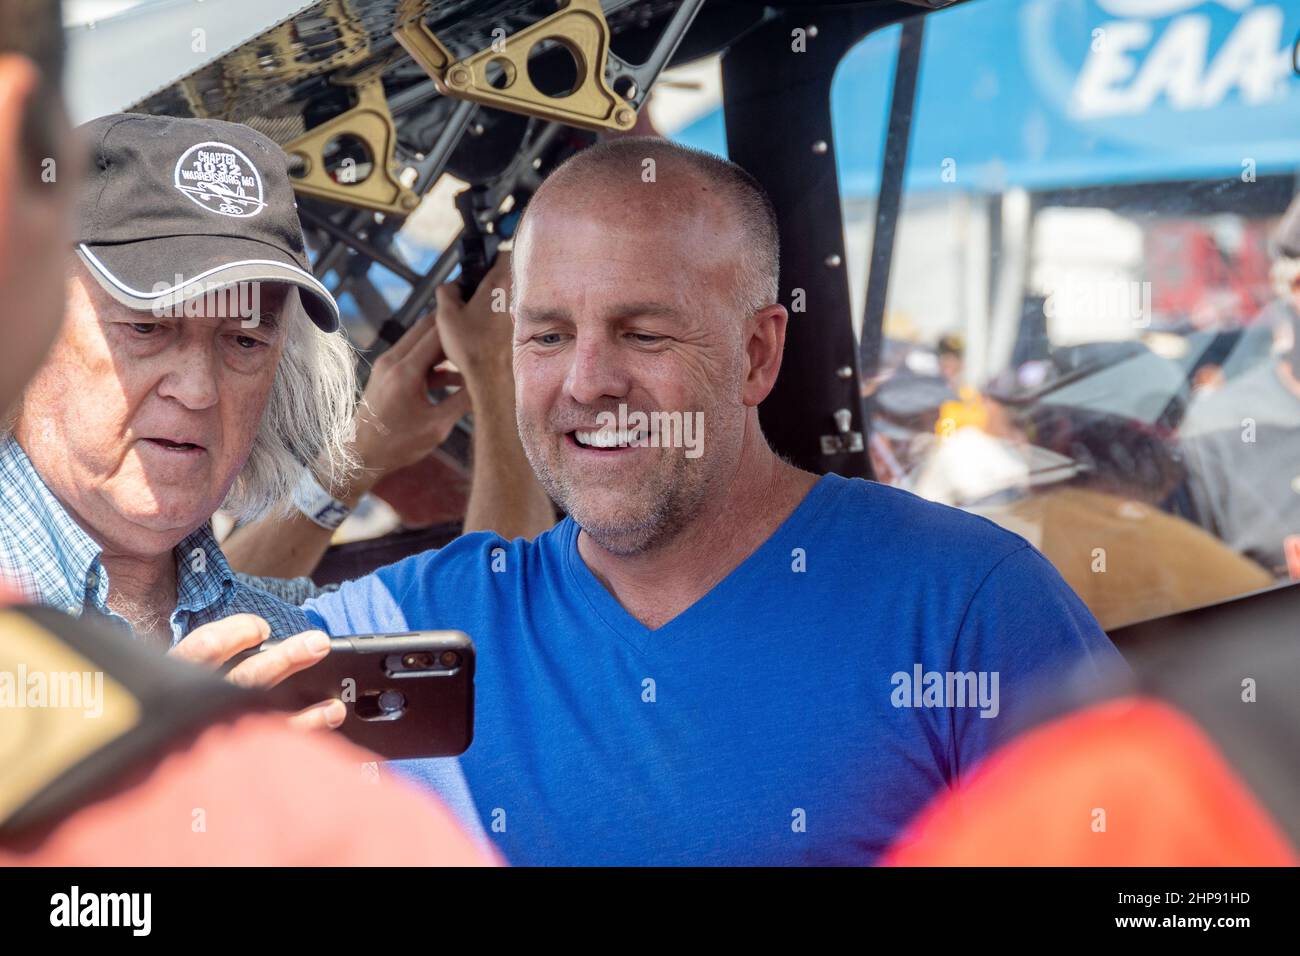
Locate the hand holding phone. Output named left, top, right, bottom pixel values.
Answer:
left=227, top=631, right=475, bottom=759
left=170, top=614, right=344, bottom=732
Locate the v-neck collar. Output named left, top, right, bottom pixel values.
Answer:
left=560, top=474, right=842, bottom=656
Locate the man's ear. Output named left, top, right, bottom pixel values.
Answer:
left=741, top=302, right=788, bottom=408
left=0, top=55, right=41, bottom=270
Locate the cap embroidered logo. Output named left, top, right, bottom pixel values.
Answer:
left=172, top=141, right=267, bottom=218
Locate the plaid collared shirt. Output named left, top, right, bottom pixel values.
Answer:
left=0, top=436, right=311, bottom=645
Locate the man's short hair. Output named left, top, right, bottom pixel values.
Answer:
left=0, top=0, right=65, bottom=176
left=525, top=137, right=781, bottom=314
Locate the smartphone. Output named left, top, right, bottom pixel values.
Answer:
left=236, top=631, right=475, bottom=760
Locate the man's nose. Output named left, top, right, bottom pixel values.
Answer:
left=563, top=333, right=630, bottom=406
left=156, top=340, right=220, bottom=410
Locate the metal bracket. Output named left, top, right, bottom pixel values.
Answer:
left=394, top=0, right=637, bottom=133
left=602, top=0, right=707, bottom=113
left=224, top=0, right=371, bottom=88
left=178, top=77, right=207, bottom=119
left=392, top=0, right=457, bottom=81
left=820, top=408, right=865, bottom=456
left=282, top=76, right=421, bottom=216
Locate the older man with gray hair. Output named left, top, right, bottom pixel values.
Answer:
left=0, top=114, right=390, bottom=726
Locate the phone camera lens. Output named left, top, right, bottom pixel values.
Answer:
left=439, top=650, right=460, bottom=668
left=378, top=690, right=405, bottom=714
left=402, top=652, right=434, bottom=669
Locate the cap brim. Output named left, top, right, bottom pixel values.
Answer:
left=76, top=235, right=339, bottom=332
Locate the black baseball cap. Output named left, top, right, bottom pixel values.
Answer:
left=74, top=113, right=339, bottom=331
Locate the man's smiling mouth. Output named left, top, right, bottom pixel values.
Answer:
left=569, top=428, right=646, bottom=450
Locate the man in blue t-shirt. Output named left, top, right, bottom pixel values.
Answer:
left=305, top=138, right=1123, bottom=865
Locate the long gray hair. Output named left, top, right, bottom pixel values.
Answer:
left=221, top=287, right=359, bottom=521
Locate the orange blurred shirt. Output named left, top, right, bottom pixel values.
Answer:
left=885, top=696, right=1296, bottom=866
left=0, top=580, right=497, bottom=866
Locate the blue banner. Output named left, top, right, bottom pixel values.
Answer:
left=677, top=0, right=1300, bottom=194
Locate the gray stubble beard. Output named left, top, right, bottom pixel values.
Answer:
left=518, top=420, right=707, bottom=557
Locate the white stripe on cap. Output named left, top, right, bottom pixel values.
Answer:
left=77, top=242, right=337, bottom=310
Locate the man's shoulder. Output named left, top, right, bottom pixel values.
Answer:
left=375, top=523, right=566, bottom=585
left=824, top=474, right=1032, bottom=566
left=303, top=522, right=571, bottom=634
left=222, top=577, right=312, bottom=639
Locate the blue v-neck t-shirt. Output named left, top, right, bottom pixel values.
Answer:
left=304, top=474, right=1122, bottom=865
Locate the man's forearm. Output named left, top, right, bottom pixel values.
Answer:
left=221, top=469, right=375, bottom=580
left=465, top=373, right=555, bottom=539
left=225, top=368, right=552, bottom=577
